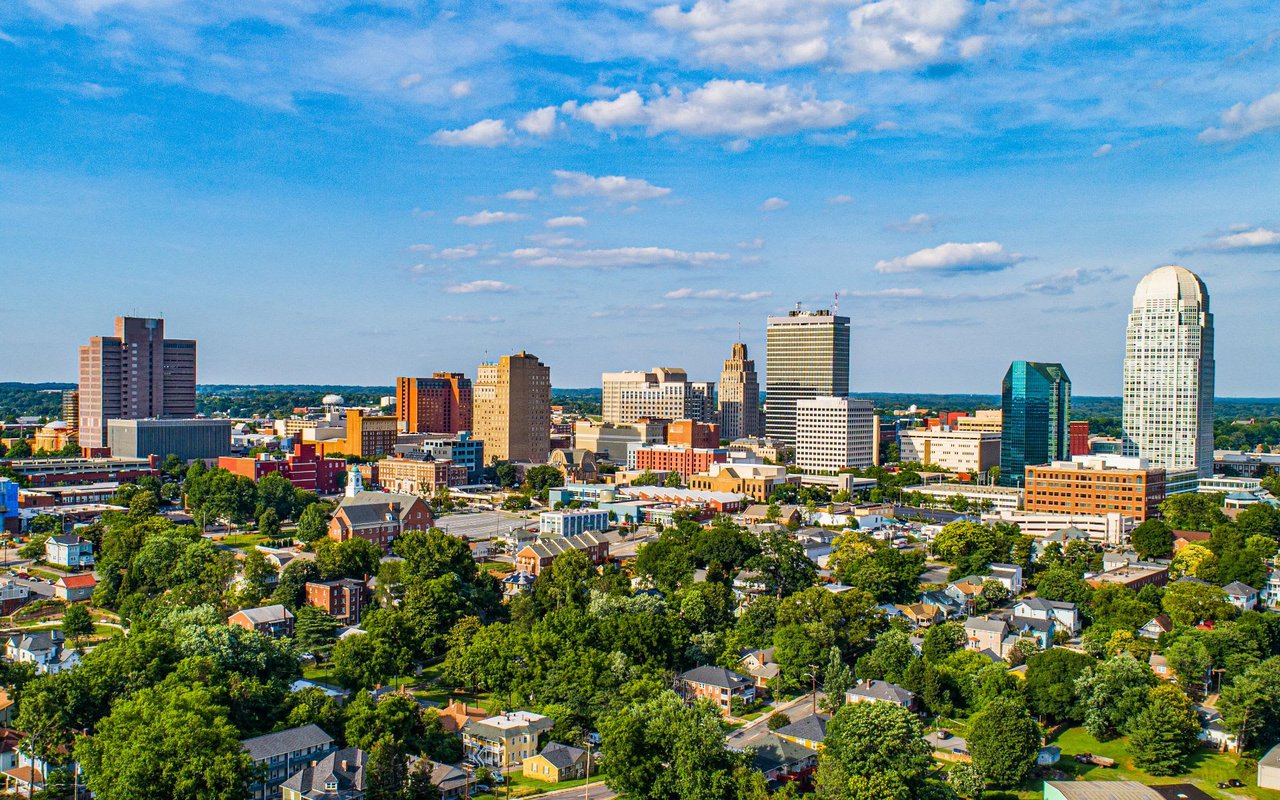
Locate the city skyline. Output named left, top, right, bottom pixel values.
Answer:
left=2, top=3, right=1279, bottom=393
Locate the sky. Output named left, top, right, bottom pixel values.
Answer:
left=1, top=1, right=1278, bottom=395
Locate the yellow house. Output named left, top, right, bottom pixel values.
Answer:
left=522, top=743, right=590, bottom=783
left=461, top=711, right=553, bottom=768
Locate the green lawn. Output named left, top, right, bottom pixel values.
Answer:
left=472, top=768, right=607, bottom=799
left=1036, top=727, right=1280, bottom=800
left=218, top=533, right=268, bottom=548
left=28, top=568, right=62, bottom=581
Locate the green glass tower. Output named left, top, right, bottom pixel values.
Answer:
left=1000, top=361, right=1071, bottom=486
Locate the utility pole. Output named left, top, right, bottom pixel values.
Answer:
left=806, top=664, right=819, bottom=717
left=583, top=739, right=592, bottom=800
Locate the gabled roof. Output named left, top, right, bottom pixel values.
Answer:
left=336, top=491, right=423, bottom=527
left=537, top=742, right=586, bottom=770
left=233, top=604, right=295, bottom=625
left=846, top=679, right=914, bottom=706
left=1222, top=581, right=1257, bottom=596
left=520, top=531, right=615, bottom=560
left=1143, top=613, right=1174, bottom=632
left=48, top=534, right=88, bottom=546
left=772, top=713, right=828, bottom=744
left=743, top=733, right=814, bottom=774
left=7, top=630, right=62, bottom=654
left=280, top=746, right=367, bottom=796
left=242, top=724, right=334, bottom=762
left=680, top=665, right=752, bottom=690
left=56, top=574, right=97, bottom=589
left=964, top=616, right=1008, bottom=634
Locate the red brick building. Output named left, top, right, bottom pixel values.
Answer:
left=328, top=490, right=433, bottom=552
left=515, top=531, right=612, bottom=576
left=228, top=604, right=296, bottom=637
left=396, top=374, right=473, bottom=434
left=305, top=579, right=371, bottom=625
left=632, top=445, right=727, bottom=477
left=1069, top=421, right=1090, bottom=457
left=219, top=443, right=347, bottom=494
left=666, top=420, right=720, bottom=449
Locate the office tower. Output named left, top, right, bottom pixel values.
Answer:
left=1000, top=361, right=1071, bottom=486
left=765, top=308, right=850, bottom=444
left=718, top=342, right=761, bottom=440
left=61, top=390, right=79, bottom=428
left=78, top=316, right=197, bottom=450
left=473, top=352, right=551, bottom=463
left=795, top=397, right=876, bottom=473
left=1122, top=265, right=1215, bottom=477
left=395, top=373, right=473, bottom=434
left=600, top=368, right=715, bottom=425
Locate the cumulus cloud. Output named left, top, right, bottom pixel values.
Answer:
left=502, top=188, right=540, bottom=201
left=430, top=119, right=511, bottom=147
left=444, top=280, right=515, bottom=294
left=1022, top=267, right=1118, bottom=295
left=509, top=246, right=729, bottom=269
left=518, top=106, right=558, bottom=136
left=842, top=0, right=971, bottom=72
left=1205, top=226, right=1280, bottom=251
left=454, top=210, right=529, bottom=226
left=664, top=288, right=772, bottom=301
left=449, top=80, right=473, bottom=98
left=546, top=216, right=588, bottom=228
left=570, top=80, right=858, bottom=138
left=886, top=212, right=935, bottom=232
left=875, top=241, right=1024, bottom=274
left=552, top=170, right=672, bottom=202
left=1200, top=87, right=1280, bottom=142
left=1093, top=143, right=1113, bottom=157
left=653, top=0, right=832, bottom=69
left=760, top=197, right=789, bottom=211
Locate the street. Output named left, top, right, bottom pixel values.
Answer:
left=726, top=692, right=819, bottom=747
left=532, top=782, right=616, bottom=800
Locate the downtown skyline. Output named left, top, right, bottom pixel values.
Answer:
left=2, top=1, right=1279, bottom=393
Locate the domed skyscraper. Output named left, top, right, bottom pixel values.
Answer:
left=1122, top=265, right=1215, bottom=477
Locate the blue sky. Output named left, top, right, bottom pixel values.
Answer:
left=2, top=1, right=1278, bottom=394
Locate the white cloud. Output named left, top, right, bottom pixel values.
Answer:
left=1200, top=87, right=1280, bottom=142
left=1023, top=266, right=1118, bottom=295
left=398, top=73, right=423, bottom=89
left=546, top=216, right=588, bottom=228
left=886, top=212, right=935, bottom=232
left=502, top=188, right=540, bottom=201
left=653, top=0, right=831, bottom=69
left=449, top=80, right=473, bottom=98
left=440, top=244, right=485, bottom=259
left=570, top=80, right=858, bottom=138
left=454, top=210, right=529, bottom=226
left=509, top=246, right=729, bottom=270
left=737, top=237, right=765, bottom=249
left=552, top=170, right=672, bottom=202
left=70, top=81, right=125, bottom=98
left=846, top=287, right=925, bottom=298
left=664, top=288, right=772, bottom=301
left=827, top=194, right=855, bottom=204
left=760, top=197, right=789, bottom=211
left=443, top=314, right=505, bottom=324
left=875, top=241, right=1024, bottom=274
left=724, top=138, right=751, bottom=153
left=445, top=279, right=515, bottom=294
left=1093, top=143, right=1113, bottom=157
left=1209, top=226, right=1280, bottom=250
left=517, top=105, right=558, bottom=136
left=842, top=0, right=971, bottom=72
left=430, top=119, right=511, bottom=147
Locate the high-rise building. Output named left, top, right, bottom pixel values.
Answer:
left=600, top=368, right=715, bottom=425
left=1122, top=265, right=1215, bottom=477
left=395, top=373, right=473, bottom=434
left=765, top=308, right=850, bottom=444
left=1000, top=361, right=1071, bottom=486
left=61, top=390, right=79, bottom=429
left=794, top=397, right=877, bottom=473
left=718, top=342, right=761, bottom=440
left=78, top=316, right=197, bottom=450
left=474, top=352, right=551, bottom=463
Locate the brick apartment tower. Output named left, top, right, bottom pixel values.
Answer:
left=473, top=352, right=551, bottom=463
left=78, top=317, right=196, bottom=450
left=396, top=373, right=473, bottom=434
left=717, top=342, right=760, bottom=440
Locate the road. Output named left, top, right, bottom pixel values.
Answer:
left=726, top=692, right=819, bottom=747
left=532, top=782, right=616, bottom=800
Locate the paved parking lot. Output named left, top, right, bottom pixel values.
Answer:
left=434, top=510, right=530, bottom=541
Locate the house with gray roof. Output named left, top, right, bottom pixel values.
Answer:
left=523, top=742, right=590, bottom=783
left=230, top=604, right=296, bottom=638
left=1222, top=581, right=1258, bottom=610
left=280, top=746, right=366, bottom=800
left=1259, top=742, right=1280, bottom=790
left=772, top=713, right=828, bottom=750
left=4, top=631, right=77, bottom=675
left=1014, top=597, right=1080, bottom=634
left=328, top=490, right=431, bottom=552
left=242, top=724, right=336, bottom=800
left=678, top=665, right=756, bottom=715
left=845, top=679, right=915, bottom=709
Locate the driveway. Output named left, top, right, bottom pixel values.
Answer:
left=727, top=692, right=819, bottom=747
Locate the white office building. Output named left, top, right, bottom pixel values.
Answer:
left=1122, top=265, right=1215, bottom=477
left=539, top=509, right=611, bottom=537
left=795, top=397, right=876, bottom=473
left=765, top=308, right=850, bottom=444
left=899, top=429, right=1001, bottom=474
left=600, top=368, right=715, bottom=425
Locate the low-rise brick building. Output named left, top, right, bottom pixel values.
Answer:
left=515, top=531, right=613, bottom=576
left=328, top=486, right=432, bottom=552
left=305, top=579, right=371, bottom=625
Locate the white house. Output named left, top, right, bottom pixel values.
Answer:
left=987, top=563, right=1024, bottom=595
left=1013, top=598, right=1081, bottom=635
left=1222, top=581, right=1258, bottom=611
left=44, top=534, right=94, bottom=570
left=4, top=631, right=79, bottom=675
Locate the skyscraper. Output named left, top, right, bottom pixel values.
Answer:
left=795, top=397, right=877, bottom=473
left=78, top=316, right=197, bottom=450
left=765, top=308, right=850, bottom=444
left=717, top=342, right=760, bottom=440
left=600, top=368, right=715, bottom=425
left=1122, top=265, right=1215, bottom=477
left=473, top=352, right=551, bottom=463
left=1000, top=361, right=1071, bottom=486
left=396, top=373, right=473, bottom=434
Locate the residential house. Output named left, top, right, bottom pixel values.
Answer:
left=1013, top=598, right=1081, bottom=635
left=1138, top=614, right=1174, bottom=640
left=230, top=604, right=297, bottom=638
left=845, top=679, right=916, bottom=709
left=462, top=711, right=553, bottom=767
left=741, top=730, right=818, bottom=785
left=4, top=631, right=78, bottom=674
left=1259, top=743, right=1280, bottom=790
left=500, top=570, right=536, bottom=600
left=1032, top=526, right=1090, bottom=561
left=514, top=531, right=613, bottom=576
left=43, top=534, right=94, bottom=569
left=1007, top=615, right=1055, bottom=650
left=964, top=617, right=1009, bottom=656
left=242, top=724, right=336, bottom=800
left=1044, top=782, right=1214, bottom=800
left=305, top=579, right=370, bottom=625
left=741, top=504, right=803, bottom=526
left=920, top=590, right=966, bottom=619
left=327, top=490, right=432, bottom=552
left=522, top=742, right=590, bottom=783
left=1150, top=653, right=1172, bottom=681
left=52, top=573, right=96, bottom=603
left=771, top=713, right=829, bottom=751
left=1263, top=568, right=1280, bottom=609
left=0, top=579, right=30, bottom=615
left=280, top=746, right=367, bottom=800
left=987, top=563, right=1024, bottom=595
left=1197, top=706, right=1239, bottom=753
left=415, top=760, right=469, bottom=800
left=893, top=602, right=945, bottom=628
left=737, top=648, right=780, bottom=691
left=944, top=579, right=984, bottom=613
left=0, top=728, right=21, bottom=772
left=0, top=691, right=12, bottom=726
left=1173, top=529, right=1213, bottom=551
left=1222, top=581, right=1258, bottom=611
left=677, top=666, right=756, bottom=715
left=437, top=700, right=487, bottom=734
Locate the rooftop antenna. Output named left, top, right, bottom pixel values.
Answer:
left=737, top=321, right=742, bottom=342
left=795, top=301, right=802, bottom=312
left=833, top=291, right=839, bottom=315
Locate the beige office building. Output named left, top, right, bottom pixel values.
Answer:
left=899, top=429, right=1001, bottom=473
left=600, top=368, right=714, bottom=425
left=474, top=352, right=551, bottom=463
left=795, top=397, right=877, bottom=473
left=765, top=308, right=850, bottom=444
left=573, top=420, right=666, bottom=463
left=955, top=409, right=1003, bottom=433
left=717, top=342, right=761, bottom=440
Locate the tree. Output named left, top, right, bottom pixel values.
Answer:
left=663, top=470, right=683, bottom=488
left=822, top=646, right=854, bottom=713
left=829, top=534, right=925, bottom=603
left=1162, top=580, right=1235, bottom=628
left=331, top=632, right=395, bottom=691
left=768, top=711, right=792, bottom=731
left=1161, top=493, right=1228, bottom=531
left=1075, top=653, right=1158, bottom=740
left=1024, top=648, right=1095, bottom=723
left=635, top=534, right=695, bottom=594
left=74, top=681, right=253, bottom=800
left=524, top=464, right=564, bottom=496
left=257, top=508, right=281, bottom=539
left=1170, top=543, right=1218, bottom=581
left=296, top=502, right=333, bottom=543
left=815, top=701, right=933, bottom=800
left=256, top=472, right=298, bottom=521
left=967, top=696, right=1040, bottom=788
left=501, top=494, right=532, bottom=511
left=1129, top=684, right=1201, bottom=776
left=856, top=629, right=916, bottom=685
left=1219, top=656, right=1280, bottom=752
left=1164, top=635, right=1213, bottom=697
left=749, top=529, right=817, bottom=599
left=6, top=439, right=32, bottom=458
left=1131, top=518, right=1174, bottom=560
left=273, top=559, right=321, bottom=609
left=1035, top=568, right=1090, bottom=606
left=293, top=606, right=339, bottom=655
left=948, top=762, right=985, bottom=799
left=493, top=461, right=519, bottom=488
left=315, top=537, right=383, bottom=582
left=62, top=603, right=93, bottom=642
left=922, top=622, right=965, bottom=663
left=366, top=737, right=409, bottom=800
